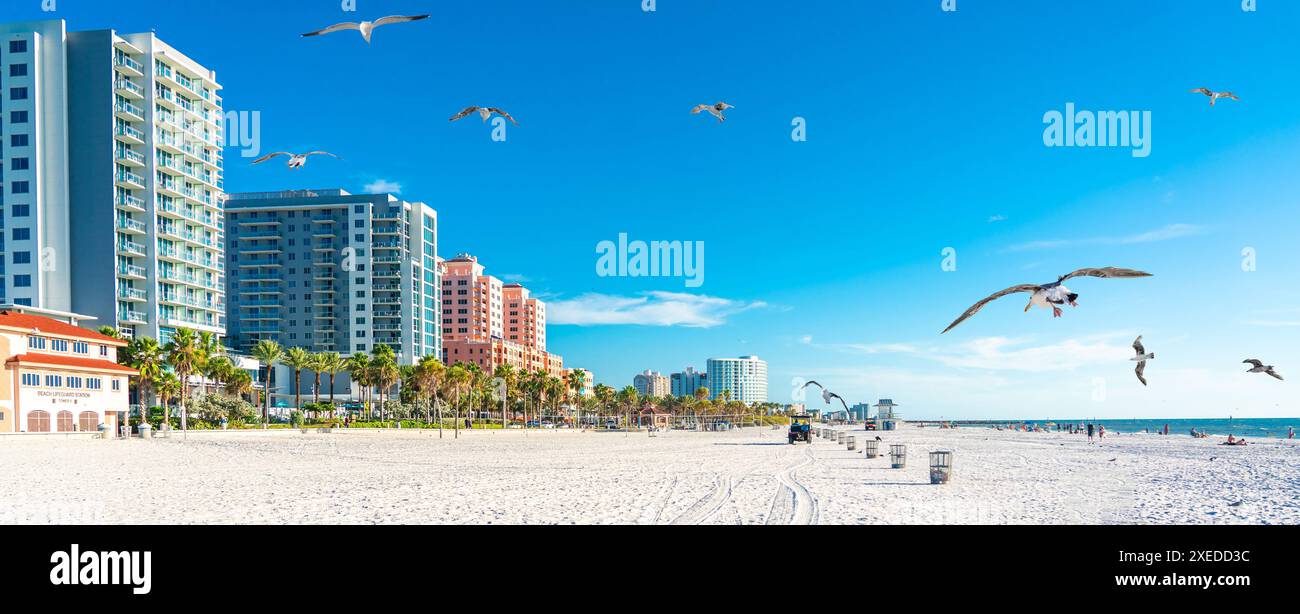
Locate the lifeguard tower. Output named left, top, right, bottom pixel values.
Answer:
left=874, top=399, right=902, bottom=431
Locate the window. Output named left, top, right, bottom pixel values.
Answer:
left=21, top=373, right=39, bottom=386
left=73, top=342, right=89, bottom=354
left=11, top=158, right=29, bottom=171
left=88, top=378, right=103, bottom=390
left=100, top=346, right=110, bottom=357
left=51, top=339, right=68, bottom=352
left=9, top=41, right=27, bottom=53
left=12, top=205, right=30, bottom=217
left=67, top=377, right=83, bottom=389
left=112, top=379, right=122, bottom=392
left=12, top=228, right=30, bottom=241
left=14, top=275, right=31, bottom=288
left=12, top=251, right=30, bottom=264
left=10, top=111, right=29, bottom=123
left=9, top=64, right=28, bottom=77
left=11, top=182, right=29, bottom=195
left=11, top=134, right=29, bottom=147
left=10, top=87, right=28, bottom=100
left=28, top=336, right=46, bottom=349
left=44, top=375, right=63, bottom=387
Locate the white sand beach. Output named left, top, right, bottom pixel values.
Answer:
left=2, top=426, right=1296, bottom=525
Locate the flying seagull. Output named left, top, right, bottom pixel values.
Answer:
left=251, top=151, right=340, bottom=170
left=1132, top=336, right=1155, bottom=386
left=1189, top=88, right=1240, bottom=106
left=941, top=267, right=1154, bottom=334
left=691, top=102, right=734, bottom=123
left=800, top=380, right=850, bottom=412
left=450, top=106, right=519, bottom=126
left=301, top=15, right=430, bottom=44
left=1243, top=359, right=1284, bottom=381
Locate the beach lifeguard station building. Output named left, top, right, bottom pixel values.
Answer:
left=0, top=310, right=136, bottom=434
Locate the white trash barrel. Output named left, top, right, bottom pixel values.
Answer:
left=837, top=432, right=847, bottom=445
left=890, top=444, right=907, bottom=469
left=139, top=423, right=152, bottom=440
left=846, top=437, right=857, bottom=451
left=863, top=440, right=879, bottom=458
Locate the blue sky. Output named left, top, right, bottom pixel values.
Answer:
left=25, top=0, right=1300, bottom=418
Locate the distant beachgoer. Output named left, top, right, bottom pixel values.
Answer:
left=1099, top=425, right=1106, bottom=440
left=1087, top=423, right=1095, bottom=443
left=1290, top=427, right=1295, bottom=440
left=1164, top=424, right=1169, bottom=436
left=1227, top=434, right=1237, bottom=445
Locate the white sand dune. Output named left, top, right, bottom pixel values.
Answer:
left=1, top=426, right=1295, bottom=525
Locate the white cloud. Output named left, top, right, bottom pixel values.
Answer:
left=988, top=214, right=1008, bottom=223
left=1006, top=223, right=1204, bottom=252
left=548, top=291, right=766, bottom=328
left=810, top=333, right=1133, bottom=373
left=363, top=179, right=403, bottom=194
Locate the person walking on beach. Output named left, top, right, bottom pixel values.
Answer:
left=1290, top=427, right=1295, bottom=440
left=1087, top=423, right=1095, bottom=443
left=1099, top=425, right=1107, bottom=441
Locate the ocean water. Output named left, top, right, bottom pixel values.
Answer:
left=1005, top=418, right=1298, bottom=439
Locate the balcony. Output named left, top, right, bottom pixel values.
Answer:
left=115, top=100, right=145, bottom=122
left=118, top=310, right=148, bottom=324
left=118, top=287, right=148, bottom=302
left=116, top=217, right=146, bottom=234
left=115, top=170, right=146, bottom=189
left=117, top=264, right=147, bottom=279
left=115, top=78, right=144, bottom=99
left=114, top=54, right=144, bottom=77
left=115, top=194, right=146, bottom=212
left=115, top=148, right=146, bottom=167
left=238, top=258, right=281, bottom=268
left=115, top=124, right=145, bottom=144
left=116, top=240, right=147, bottom=257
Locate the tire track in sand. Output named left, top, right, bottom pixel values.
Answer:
left=669, top=473, right=734, bottom=525
left=770, top=445, right=819, bottom=525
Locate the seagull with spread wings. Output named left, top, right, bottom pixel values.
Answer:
left=1243, top=360, right=1284, bottom=381
left=1189, top=88, right=1240, bottom=106
left=691, top=102, right=734, bottom=123
left=450, top=106, right=519, bottom=126
left=941, top=267, right=1154, bottom=334
left=800, top=380, right=851, bottom=412
left=251, top=151, right=340, bottom=170
left=302, top=15, right=430, bottom=44
left=1131, top=336, right=1155, bottom=386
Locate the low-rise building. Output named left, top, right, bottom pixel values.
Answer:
left=0, top=309, right=135, bottom=433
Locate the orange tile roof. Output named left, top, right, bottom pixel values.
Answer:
left=6, top=353, right=138, bottom=375
left=0, top=311, right=127, bottom=345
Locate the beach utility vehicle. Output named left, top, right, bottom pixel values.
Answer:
left=789, top=414, right=813, bottom=444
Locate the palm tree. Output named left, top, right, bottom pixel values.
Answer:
left=282, top=347, right=312, bottom=417
left=617, top=386, right=639, bottom=429
left=156, top=371, right=181, bottom=425
left=371, top=356, right=399, bottom=422
left=370, top=345, right=398, bottom=420
left=594, top=384, right=615, bottom=428
left=97, top=326, right=123, bottom=339
left=165, top=328, right=203, bottom=431
left=197, top=331, right=223, bottom=396
left=251, top=340, right=283, bottom=425
left=495, top=364, right=517, bottom=427
left=122, top=337, right=165, bottom=428
left=565, top=370, right=586, bottom=428
left=318, top=352, right=344, bottom=411
left=226, top=369, right=253, bottom=402
left=307, top=352, right=326, bottom=410
left=344, top=352, right=371, bottom=417
left=446, top=364, right=470, bottom=438
left=414, top=356, right=445, bottom=435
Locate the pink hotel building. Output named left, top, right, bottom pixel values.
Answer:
left=440, top=254, right=564, bottom=377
